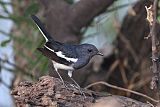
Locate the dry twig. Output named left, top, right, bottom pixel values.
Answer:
left=145, top=0, right=160, bottom=100
left=85, top=81, right=159, bottom=103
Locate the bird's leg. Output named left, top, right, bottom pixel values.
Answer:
left=54, top=68, right=70, bottom=89
left=52, top=62, right=68, bottom=88
left=54, top=68, right=64, bottom=85
left=68, top=71, right=86, bottom=98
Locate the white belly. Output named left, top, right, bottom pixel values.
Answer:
left=52, top=61, right=74, bottom=71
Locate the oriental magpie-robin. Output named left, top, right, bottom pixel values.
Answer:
left=31, top=15, right=103, bottom=88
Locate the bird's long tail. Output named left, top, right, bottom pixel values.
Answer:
left=31, top=15, right=53, bottom=42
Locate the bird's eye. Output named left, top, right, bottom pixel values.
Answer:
left=88, top=49, right=92, bottom=52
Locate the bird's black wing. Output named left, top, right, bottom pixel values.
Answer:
left=31, top=15, right=53, bottom=42
left=37, top=47, right=73, bottom=65
left=44, top=42, right=78, bottom=62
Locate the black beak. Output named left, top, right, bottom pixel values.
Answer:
left=97, top=52, right=104, bottom=56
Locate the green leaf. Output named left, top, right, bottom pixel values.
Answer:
left=1, top=38, right=11, bottom=47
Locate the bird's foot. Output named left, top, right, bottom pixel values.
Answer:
left=69, top=77, right=86, bottom=99
left=59, top=80, right=70, bottom=90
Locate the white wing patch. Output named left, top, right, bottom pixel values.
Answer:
left=56, top=51, right=78, bottom=63
left=35, top=23, right=48, bottom=42
left=44, top=45, right=78, bottom=63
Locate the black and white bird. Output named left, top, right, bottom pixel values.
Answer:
left=31, top=15, right=103, bottom=87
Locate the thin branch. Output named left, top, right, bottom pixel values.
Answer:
left=145, top=0, right=160, bottom=100
left=85, top=81, right=159, bottom=103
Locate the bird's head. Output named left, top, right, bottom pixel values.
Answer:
left=78, top=44, right=103, bottom=58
